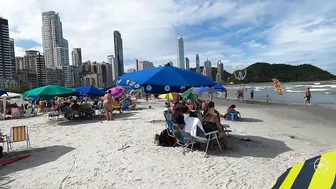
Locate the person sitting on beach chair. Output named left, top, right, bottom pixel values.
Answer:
left=172, top=104, right=185, bottom=130
left=202, top=108, right=228, bottom=149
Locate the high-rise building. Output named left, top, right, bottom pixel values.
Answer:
left=71, top=48, right=82, bottom=66
left=9, top=38, right=16, bottom=75
left=0, top=17, right=13, bottom=80
left=42, top=11, right=71, bottom=86
left=114, top=30, right=124, bottom=76
left=177, top=35, right=185, bottom=69
left=134, top=58, right=139, bottom=71
left=138, top=61, right=154, bottom=70
left=216, top=60, right=223, bottom=82
left=185, top=57, right=190, bottom=70
left=196, top=54, right=200, bottom=74
left=203, top=59, right=212, bottom=79
left=108, top=55, right=119, bottom=82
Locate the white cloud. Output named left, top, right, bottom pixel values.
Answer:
left=1, top=0, right=336, bottom=74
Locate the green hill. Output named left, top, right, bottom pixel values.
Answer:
left=228, top=62, right=336, bottom=83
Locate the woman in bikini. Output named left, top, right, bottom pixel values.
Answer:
left=203, top=107, right=228, bottom=149
left=103, top=90, right=114, bottom=121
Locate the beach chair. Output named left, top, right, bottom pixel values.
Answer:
left=63, top=107, right=74, bottom=120
left=166, top=120, right=195, bottom=155
left=48, top=109, right=61, bottom=120
left=184, top=117, right=223, bottom=156
left=112, top=101, right=121, bottom=113
left=122, top=101, right=130, bottom=113
left=224, top=112, right=241, bottom=121
left=6, top=126, right=31, bottom=151
left=163, top=112, right=175, bottom=138
left=24, top=107, right=33, bottom=117
left=11, top=108, right=20, bottom=119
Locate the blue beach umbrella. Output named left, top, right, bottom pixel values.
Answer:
left=213, top=83, right=227, bottom=92
left=75, top=86, right=106, bottom=96
left=115, top=64, right=216, bottom=94
left=0, top=88, right=7, bottom=96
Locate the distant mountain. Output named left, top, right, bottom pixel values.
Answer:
left=189, top=66, right=231, bottom=83
left=228, top=62, right=336, bottom=83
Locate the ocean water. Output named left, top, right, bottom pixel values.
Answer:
left=218, top=80, right=336, bottom=109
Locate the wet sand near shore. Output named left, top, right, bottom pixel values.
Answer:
left=214, top=97, right=336, bottom=126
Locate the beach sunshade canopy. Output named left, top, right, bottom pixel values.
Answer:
left=107, top=86, right=125, bottom=99
left=159, top=93, right=177, bottom=100
left=195, top=84, right=227, bottom=95
left=116, top=64, right=216, bottom=94
left=23, top=85, right=75, bottom=98
left=213, top=83, right=227, bottom=92
left=0, top=88, right=7, bottom=96
left=75, top=86, right=106, bottom=96
left=181, top=91, right=198, bottom=100
left=272, top=151, right=336, bottom=189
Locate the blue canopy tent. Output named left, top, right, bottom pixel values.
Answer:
left=213, top=83, right=227, bottom=92
left=0, top=88, right=7, bottom=96
left=75, top=86, right=106, bottom=96
left=195, top=84, right=227, bottom=94
left=115, top=64, right=216, bottom=94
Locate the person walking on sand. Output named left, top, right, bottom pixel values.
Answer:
left=305, top=87, right=312, bottom=105
left=103, top=90, right=114, bottom=121
left=250, top=89, right=254, bottom=100
left=264, top=95, right=271, bottom=104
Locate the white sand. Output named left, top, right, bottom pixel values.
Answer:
left=1, top=100, right=335, bottom=189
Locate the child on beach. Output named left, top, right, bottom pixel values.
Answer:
left=264, top=95, right=271, bottom=104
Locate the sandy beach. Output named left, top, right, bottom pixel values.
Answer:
left=1, top=99, right=335, bottom=189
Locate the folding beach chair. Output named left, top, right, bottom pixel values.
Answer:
left=122, top=101, right=130, bottom=113
left=7, top=125, right=31, bottom=152
left=184, top=117, right=223, bottom=157
left=24, top=107, right=33, bottom=117
left=166, top=120, right=195, bottom=155
left=11, top=108, right=20, bottom=119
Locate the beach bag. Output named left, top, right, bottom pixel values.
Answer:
left=159, top=129, right=175, bottom=147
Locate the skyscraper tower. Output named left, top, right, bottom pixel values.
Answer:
left=71, top=48, right=82, bottom=66
left=177, top=35, right=185, bottom=69
left=41, top=11, right=69, bottom=69
left=216, top=60, right=223, bottom=82
left=185, top=57, right=190, bottom=70
left=196, top=54, right=200, bottom=74
left=114, top=30, right=124, bottom=76
left=42, top=11, right=72, bottom=86
left=0, top=17, right=14, bottom=80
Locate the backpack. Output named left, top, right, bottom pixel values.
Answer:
left=159, top=129, right=176, bottom=147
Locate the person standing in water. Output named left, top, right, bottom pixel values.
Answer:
left=305, top=88, right=312, bottom=105
left=103, top=90, right=114, bottom=121
left=264, top=95, right=271, bottom=104
left=250, top=90, right=254, bottom=100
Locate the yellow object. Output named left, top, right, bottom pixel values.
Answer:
left=272, top=151, right=336, bottom=189
left=159, top=93, right=176, bottom=100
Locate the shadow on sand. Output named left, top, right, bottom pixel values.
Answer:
left=193, top=134, right=291, bottom=158
left=56, top=112, right=137, bottom=126
left=238, top=117, right=264, bottom=122
left=0, top=145, right=75, bottom=182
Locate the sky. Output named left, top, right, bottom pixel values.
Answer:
left=1, top=0, right=336, bottom=74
